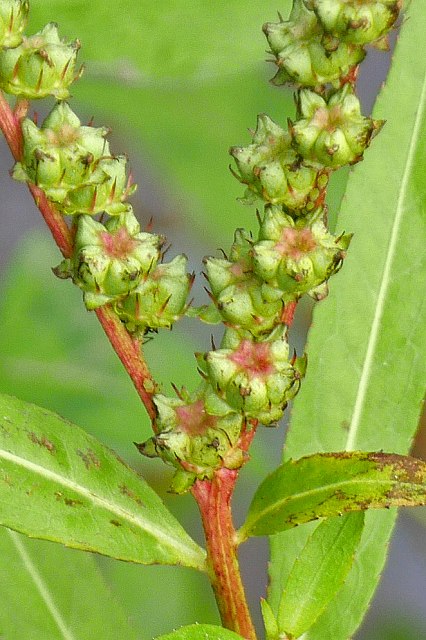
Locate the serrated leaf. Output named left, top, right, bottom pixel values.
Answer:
left=156, top=624, right=244, bottom=640
left=0, top=393, right=206, bottom=571
left=0, top=529, right=139, bottom=639
left=277, top=513, right=364, bottom=639
left=268, top=2, right=426, bottom=638
left=239, top=452, right=426, bottom=539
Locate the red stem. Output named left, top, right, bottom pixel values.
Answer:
left=0, top=91, right=157, bottom=425
left=192, top=425, right=258, bottom=639
left=192, top=469, right=257, bottom=640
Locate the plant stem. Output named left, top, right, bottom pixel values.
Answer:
left=95, top=306, right=157, bottom=423
left=192, top=424, right=258, bottom=639
left=0, top=91, right=158, bottom=425
left=192, top=468, right=257, bottom=640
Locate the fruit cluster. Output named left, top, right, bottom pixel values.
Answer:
left=0, top=0, right=401, bottom=491
left=140, top=0, right=398, bottom=491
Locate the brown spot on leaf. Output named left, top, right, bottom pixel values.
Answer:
left=55, top=492, right=83, bottom=507
left=119, top=484, right=144, bottom=507
left=28, top=431, right=56, bottom=454
left=110, top=519, right=122, bottom=527
left=369, top=452, right=425, bottom=484
left=77, top=448, right=101, bottom=470
left=64, top=497, right=83, bottom=507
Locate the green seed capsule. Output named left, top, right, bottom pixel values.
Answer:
left=204, top=230, right=283, bottom=337
left=54, top=209, right=163, bottom=309
left=0, top=0, right=29, bottom=49
left=13, top=102, right=111, bottom=203
left=13, top=102, right=136, bottom=216
left=115, top=254, right=192, bottom=337
left=136, top=386, right=244, bottom=493
left=304, top=0, right=402, bottom=45
left=205, top=326, right=302, bottom=424
left=254, top=207, right=352, bottom=301
left=263, top=0, right=365, bottom=87
left=230, top=113, right=325, bottom=210
left=291, top=84, right=384, bottom=167
left=0, top=23, right=81, bottom=99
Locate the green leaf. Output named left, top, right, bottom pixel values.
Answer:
left=239, top=452, right=426, bottom=539
left=28, top=1, right=292, bottom=81
left=268, top=2, right=426, bottom=637
left=0, top=529, right=139, bottom=639
left=277, top=513, right=364, bottom=639
left=0, top=393, right=206, bottom=571
left=261, top=598, right=279, bottom=640
left=156, top=624, right=244, bottom=640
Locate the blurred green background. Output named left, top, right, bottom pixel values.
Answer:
left=0, top=1, right=424, bottom=638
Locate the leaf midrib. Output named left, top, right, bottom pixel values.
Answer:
left=345, top=68, right=426, bottom=451
left=0, top=447, right=206, bottom=569
left=244, top=475, right=424, bottom=534
left=9, top=530, right=77, bottom=640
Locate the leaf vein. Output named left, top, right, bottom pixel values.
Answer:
left=345, top=68, right=426, bottom=450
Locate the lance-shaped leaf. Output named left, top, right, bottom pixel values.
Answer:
left=268, top=1, right=426, bottom=637
left=0, top=393, right=206, bottom=571
left=0, top=529, right=139, bottom=639
left=239, top=452, right=426, bottom=539
left=277, top=513, right=364, bottom=639
left=156, top=624, right=244, bottom=640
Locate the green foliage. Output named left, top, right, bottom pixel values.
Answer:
left=0, top=529, right=139, bottom=639
left=156, top=625, right=244, bottom=640
left=268, top=1, right=426, bottom=637
left=277, top=513, right=364, bottom=639
left=239, top=452, right=426, bottom=538
left=27, top=0, right=292, bottom=80
left=0, top=0, right=424, bottom=638
left=0, top=392, right=206, bottom=570
left=157, top=624, right=241, bottom=640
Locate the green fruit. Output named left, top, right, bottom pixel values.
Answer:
left=115, top=254, right=192, bottom=337
left=54, top=210, right=163, bottom=309
left=230, top=114, right=327, bottom=210
left=0, top=23, right=81, bottom=99
left=13, top=102, right=136, bottom=216
left=291, top=84, right=384, bottom=167
left=0, top=0, right=29, bottom=49
left=136, top=386, right=244, bottom=492
left=305, top=0, right=402, bottom=45
left=263, top=0, right=365, bottom=87
left=254, top=206, right=352, bottom=301
left=205, top=327, right=302, bottom=424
